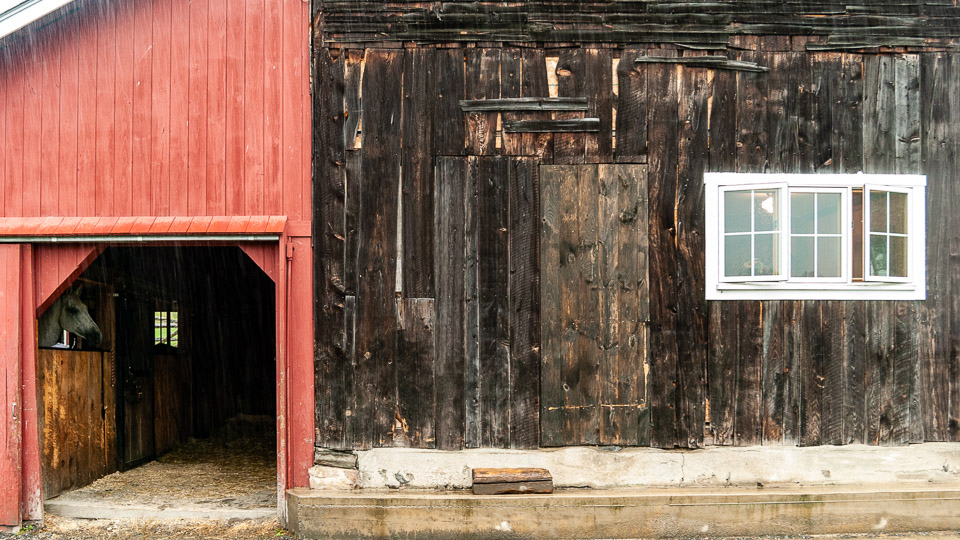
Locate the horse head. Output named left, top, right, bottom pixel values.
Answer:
left=38, top=287, right=103, bottom=347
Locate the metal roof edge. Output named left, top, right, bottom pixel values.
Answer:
left=0, top=0, right=75, bottom=40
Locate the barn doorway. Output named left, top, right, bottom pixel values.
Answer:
left=38, top=245, right=278, bottom=517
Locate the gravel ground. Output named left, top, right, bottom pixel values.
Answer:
left=2, top=515, right=291, bottom=539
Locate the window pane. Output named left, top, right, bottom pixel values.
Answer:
left=725, top=235, right=751, bottom=277
left=890, top=236, right=908, bottom=277
left=754, top=233, right=778, bottom=276
left=852, top=189, right=863, bottom=280
left=791, top=236, right=815, bottom=277
left=870, top=190, right=887, bottom=232
left=817, top=192, right=841, bottom=234
left=869, top=234, right=888, bottom=276
left=724, top=191, right=751, bottom=233
left=889, top=192, right=908, bottom=234
left=791, top=193, right=815, bottom=234
left=817, top=236, right=842, bottom=277
left=754, top=190, right=778, bottom=232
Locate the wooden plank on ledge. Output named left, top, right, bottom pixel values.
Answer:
left=459, top=97, right=589, bottom=112
left=504, top=119, right=601, bottom=133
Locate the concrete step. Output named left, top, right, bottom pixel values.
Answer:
left=286, top=484, right=960, bottom=539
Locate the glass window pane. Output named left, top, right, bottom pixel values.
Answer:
left=889, top=192, right=908, bottom=234
left=890, top=236, right=908, bottom=277
left=724, top=191, right=751, bottom=233
left=791, top=236, right=815, bottom=278
left=869, top=234, right=888, bottom=277
left=790, top=193, right=815, bottom=234
left=817, top=236, right=842, bottom=277
left=754, top=233, right=778, bottom=276
left=725, top=235, right=751, bottom=277
left=817, top=192, right=842, bottom=234
left=754, top=190, right=779, bottom=232
left=870, top=190, right=887, bottom=233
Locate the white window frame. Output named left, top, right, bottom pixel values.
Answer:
left=705, top=172, right=926, bottom=301
left=717, top=183, right=787, bottom=283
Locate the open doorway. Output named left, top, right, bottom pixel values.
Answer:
left=37, top=245, right=277, bottom=517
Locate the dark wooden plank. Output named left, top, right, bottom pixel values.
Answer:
left=500, top=49, right=524, bottom=156
left=798, top=302, right=823, bottom=446
left=575, top=164, right=602, bottom=445
left=583, top=49, right=613, bottom=162
left=760, top=301, right=785, bottom=444
left=733, top=47, right=767, bottom=447
left=539, top=165, right=563, bottom=446
left=890, top=301, right=918, bottom=444
left=820, top=301, right=845, bottom=446
left=646, top=54, right=679, bottom=449
left=395, top=298, right=435, bottom=448
left=557, top=165, right=582, bottom=443
left=705, top=63, right=738, bottom=447
left=465, top=49, right=501, bottom=156
left=344, top=151, right=362, bottom=297
left=402, top=49, right=436, bottom=297
left=634, top=55, right=768, bottom=72
left=434, top=157, right=467, bottom=450
left=433, top=49, right=465, bottom=156
left=314, top=47, right=348, bottom=449
left=353, top=48, right=404, bottom=449
left=949, top=55, right=960, bottom=443
left=675, top=57, right=710, bottom=449
left=843, top=301, right=867, bottom=444
left=477, top=157, right=511, bottom=448
left=597, top=164, right=620, bottom=445
left=460, top=97, right=589, bottom=112
left=503, top=119, right=601, bottom=133
left=508, top=158, right=540, bottom=448
left=918, top=53, right=953, bottom=442
left=464, top=156, right=481, bottom=448
left=520, top=49, right=554, bottom=161
left=615, top=48, right=647, bottom=163
left=343, top=49, right=363, bottom=151
left=553, top=49, right=586, bottom=164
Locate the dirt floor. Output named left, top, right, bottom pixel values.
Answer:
left=47, top=417, right=277, bottom=513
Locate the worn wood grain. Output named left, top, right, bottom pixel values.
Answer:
left=539, top=165, right=563, bottom=446
left=434, top=48, right=466, bottom=156
left=314, top=47, right=348, bottom=449
left=520, top=49, right=554, bottom=161
left=465, top=49, right=501, bottom=156
left=615, top=48, right=647, bottom=163
left=472, top=467, right=552, bottom=483
left=508, top=158, right=540, bottom=448
left=353, top=48, right=403, bottom=448
left=500, top=49, right=524, bottom=156
left=553, top=49, right=587, bottom=164
left=472, top=480, right=554, bottom=495
left=401, top=49, right=436, bottom=297
left=556, top=165, right=582, bottom=443
left=583, top=49, right=613, bottom=162
left=434, top=157, right=467, bottom=450
left=646, top=54, right=679, bottom=449
left=396, top=298, right=435, bottom=448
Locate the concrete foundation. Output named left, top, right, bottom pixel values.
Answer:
left=353, top=443, right=960, bottom=489
left=289, top=444, right=960, bottom=538
left=286, top=484, right=960, bottom=539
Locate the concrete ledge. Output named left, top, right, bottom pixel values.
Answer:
left=354, top=443, right=960, bottom=489
left=286, top=485, right=960, bottom=539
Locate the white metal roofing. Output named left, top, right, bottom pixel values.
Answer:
left=0, top=0, right=75, bottom=40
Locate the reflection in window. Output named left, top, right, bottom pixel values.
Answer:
left=867, top=189, right=909, bottom=279
left=155, top=310, right=179, bottom=348
left=723, top=188, right=780, bottom=279
left=790, top=191, right=843, bottom=279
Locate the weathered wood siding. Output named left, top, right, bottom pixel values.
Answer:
left=315, top=40, right=960, bottom=450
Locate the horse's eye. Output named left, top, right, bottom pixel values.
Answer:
left=67, top=306, right=80, bottom=314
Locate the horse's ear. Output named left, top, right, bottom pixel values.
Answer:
left=74, top=284, right=84, bottom=296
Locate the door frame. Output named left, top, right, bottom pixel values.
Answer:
left=0, top=220, right=314, bottom=527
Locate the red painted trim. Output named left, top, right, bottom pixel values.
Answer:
left=19, top=246, right=40, bottom=521
left=0, top=245, right=23, bottom=527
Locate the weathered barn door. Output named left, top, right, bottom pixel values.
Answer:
left=540, top=164, right=649, bottom=446
left=0, top=245, right=23, bottom=526
left=116, top=296, right=156, bottom=469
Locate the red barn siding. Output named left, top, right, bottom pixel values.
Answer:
left=0, top=0, right=311, bottom=221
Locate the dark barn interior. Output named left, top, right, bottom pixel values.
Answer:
left=37, top=246, right=276, bottom=499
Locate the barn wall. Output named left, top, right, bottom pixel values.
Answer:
left=313, top=39, right=960, bottom=450
left=0, top=0, right=311, bottom=221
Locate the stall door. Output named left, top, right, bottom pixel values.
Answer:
left=116, top=296, right=155, bottom=469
